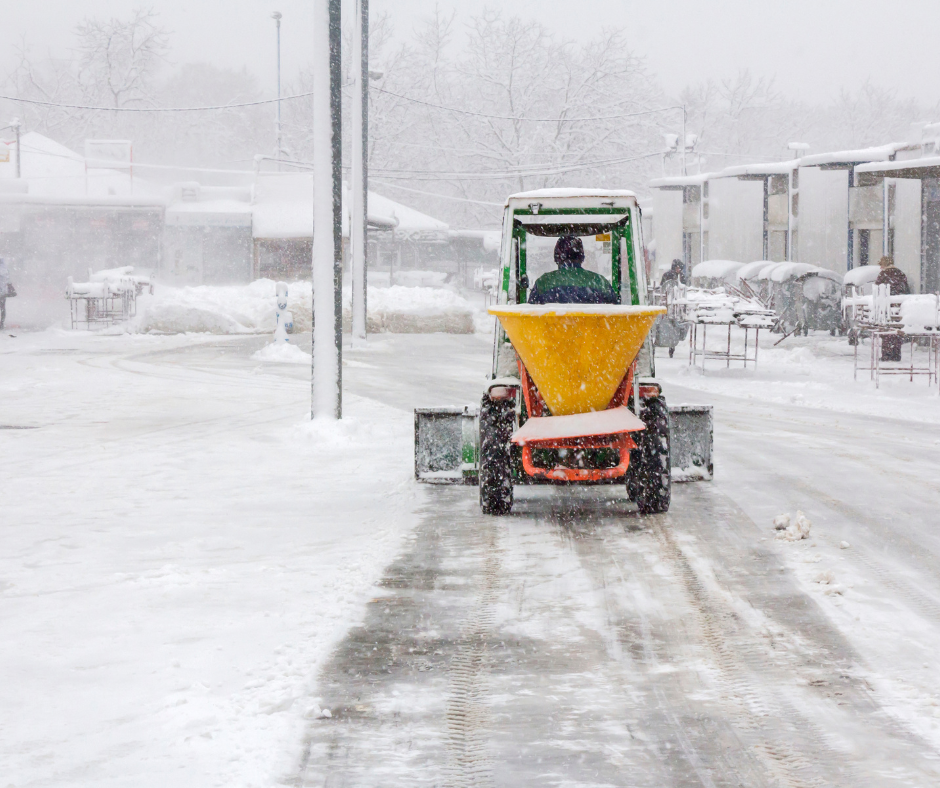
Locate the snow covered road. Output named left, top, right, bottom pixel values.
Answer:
left=5, top=329, right=940, bottom=786
left=305, top=333, right=940, bottom=786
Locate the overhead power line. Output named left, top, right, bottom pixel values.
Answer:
left=0, top=92, right=315, bottom=113
left=369, top=150, right=665, bottom=181
left=370, top=180, right=504, bottom=206
left=373, top=87, right=682, bottom=124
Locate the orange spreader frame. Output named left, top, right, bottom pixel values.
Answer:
left=516, top=358, right=638, bottom=482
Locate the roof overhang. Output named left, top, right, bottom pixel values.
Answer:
left=855, top=156, right=940, bottom=180
left=647, top=174, right=711, bottom=190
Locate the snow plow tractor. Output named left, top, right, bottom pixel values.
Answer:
left=414, top=189, right=713, bottom=515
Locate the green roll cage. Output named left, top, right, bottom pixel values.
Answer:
left=502, top=206, right=642, bottom=306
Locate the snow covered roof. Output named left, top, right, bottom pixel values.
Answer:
left=714, top=161, right=799, bottom=178
left=799, top=143, right=913, bottom=168
left=0, top=131, right=162, bottom=201
left=647, top=173, right=712, bottom=189
left=855, top=155, right=940, bottom=179
left=251, top=174, right=449, bottom=240
left=368, top=190, right=448, bottom=238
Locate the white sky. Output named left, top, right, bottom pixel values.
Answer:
left=1, top=0, right=938, bottom=105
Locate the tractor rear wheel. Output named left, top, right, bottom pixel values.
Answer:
left=629, top=396, right=671, bottom=514
left=479, top=395, right=514, bottom=515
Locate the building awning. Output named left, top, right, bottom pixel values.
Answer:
left=855, top=156, right=940, bottom=180
left=648, top=173, right=712, bottom=189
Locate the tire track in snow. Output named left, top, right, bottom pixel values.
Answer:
left=444, top=523, right=499, bottom=788
left=651, top=516, right=831, bottom=788
left=544, top=499, right=769, bottom=787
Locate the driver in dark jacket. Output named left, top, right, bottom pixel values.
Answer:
left=528, top=235, right=617, bottom=305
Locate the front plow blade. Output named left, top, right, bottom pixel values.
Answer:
left=669, top=405, right=713, bottom=481
left=414, top=406, right=479, bottom=484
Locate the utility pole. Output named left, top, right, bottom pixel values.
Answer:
left=272, top=12, right=282, bottom=169
left=351, top=0, right=368, bottom=342
left=311, top=0, right=343, bottom=419
left=681, top=105, right=687, bottom=177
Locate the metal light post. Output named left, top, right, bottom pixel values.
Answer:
left=351, top=0, right=368, bottom=342
left=311, top=0, right=343, bottom=419
left=272, top=12, right=282, bottom=168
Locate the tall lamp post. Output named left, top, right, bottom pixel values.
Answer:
left=351, top=0, right=368, bottom=342
left=311, top=0, right=343, bottom=419
left=272, top=11, right=282, bottom=168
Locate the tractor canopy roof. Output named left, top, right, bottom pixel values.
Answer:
left=505, top=188, right=638, bottom=207
left=504, top=189, right=640, bottom=237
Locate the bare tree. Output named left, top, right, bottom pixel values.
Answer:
left=362, top=11, right=665, bottom=226
left=75, top=7, right=170, bottom=108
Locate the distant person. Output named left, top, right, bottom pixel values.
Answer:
left=874, top=256, right=910, bottom=362
left=660, top=258, right=686, bottom=289
left=527, top=235, right=617, bottom=305
left=0, top=258, right=11, bottom=330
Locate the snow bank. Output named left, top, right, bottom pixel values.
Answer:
left=252, top=341, right=311, bottom=364
left=133, top=280, right=277, bottom=334
left=130, top=279, right=479, bottom=336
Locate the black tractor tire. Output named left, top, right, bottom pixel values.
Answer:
left=629, top=396, right=671, bottom=514
left=479, top=395, right=515, bottom=515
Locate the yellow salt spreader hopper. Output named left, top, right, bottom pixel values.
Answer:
left=413, top=188, right=714, bottom=515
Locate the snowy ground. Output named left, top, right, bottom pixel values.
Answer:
left=0, top=329, right=420, bottom=787
left=5, top=323, right=940, bottom=785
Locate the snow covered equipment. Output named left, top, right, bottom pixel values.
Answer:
left=668, top=405, right=714, bottom=480
left=414, top=406, right=479, bottom=484
left=67, top=266, right=146, bottom=329
left=414, top=189, right=714, bottom=513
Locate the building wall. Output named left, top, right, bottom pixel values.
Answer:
left=0, top=204, right=162, bottom=295
left=707, top=177, right=764, bottom=262
left=797, top=167, right=849, bottom=272
left=892, top=179, right=921, bottom=292
left=163, top=225, right=253, bottom=285
left=651, top=189, right=683, bottom=275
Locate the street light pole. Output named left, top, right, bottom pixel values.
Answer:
left=351, top=0, right=368, bottom=342
left=311, top=0, right=343, bottom=419
left=272, top=12, right=282, bottom=169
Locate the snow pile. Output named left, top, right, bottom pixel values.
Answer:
left=900, top=295, right=939, bottom=332
left=341, top=285, right=476, bottom=334
left=252, top=341, right=311, bottom=364
left=133, top=280, right=279, bottom=334
left=844, top=266, right=881, bottom=288
left=691, top=260, right=742, bottom=283
left=129, top=279, right=479, bottom=335
left=774, top=510, right=812, bottom=541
